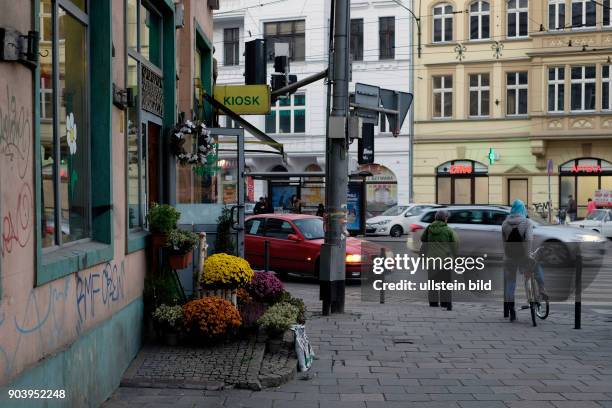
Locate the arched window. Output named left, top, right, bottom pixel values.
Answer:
left=469, top=1, right=490, bottom=40
left=507, top=0, right=528, bottom=38
left=559, top=158, right=612, bottom=218
left=548, top=0, right=565, bottom=30
left=436, top=160, right=489, bottom=204
left=433, top=3, right=453, bottom=42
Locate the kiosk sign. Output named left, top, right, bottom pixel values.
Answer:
left=213, top=85, right=271, bottom=115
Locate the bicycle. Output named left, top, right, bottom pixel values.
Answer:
left=520, top=247, right=550, bottom=326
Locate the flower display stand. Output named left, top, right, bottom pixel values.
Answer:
left=202, top=287, right=238, bottom=307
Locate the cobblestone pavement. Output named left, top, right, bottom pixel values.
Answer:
left=103, top=282, right=612, bottom=408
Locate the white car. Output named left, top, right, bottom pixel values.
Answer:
left=569, top=209, right=612, bottom=239
left=366, top=204, right=439, bottom=237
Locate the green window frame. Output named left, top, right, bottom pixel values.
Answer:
left=35, top=0, right=114, bottom=285
left=126, top=0, right=176, bottom=250
left=195, top=22, right=213, bottom=124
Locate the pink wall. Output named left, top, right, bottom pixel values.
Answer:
left=0, top=0, right=146, bottom=386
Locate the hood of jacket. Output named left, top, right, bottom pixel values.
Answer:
left=426, top=220, right=453, bottom=241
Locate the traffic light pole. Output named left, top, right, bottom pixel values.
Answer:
left=321, top=0, right=350, bottom=315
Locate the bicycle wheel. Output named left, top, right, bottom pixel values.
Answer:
left=525, top=278, right=537, bottom=327
left=535, top=300, right=549, bottom=319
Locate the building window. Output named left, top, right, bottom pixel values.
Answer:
left=570, top=66, right=596, bottom=111
left=572, top=0, right=596, bottom=28
left=469, top=73, right=490, bottom=117
left=604, top=0, right=612, bottom=26
left=350, top=19, right=364, bottom=61
left=548, top=0, right=566, bottom=29
left=603, top=65, right=612, bottom=111
left=223, top=27, right=239, bottom=66
left=469, top=1, right=490, bottom=40
left=507, top=0, right=528, bottom=38
left=264, top=20, right=305, bottom=61
left=433, top=4, right=453, bottom=43
left=433, top=75, right=453, bottom=118
left=39, top=0, right=90, bottom=248
left=265, top=94, right=306, bottom=134
left=379, top=17, right=395, bottom=59
left=548, top=67, right=565, bottom=112
left=138, top=2, right=162, bottom=66
left=506, top=72, right=528, bottom=116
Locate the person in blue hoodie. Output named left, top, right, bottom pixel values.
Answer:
left=501, top=199, right=533, bottom=321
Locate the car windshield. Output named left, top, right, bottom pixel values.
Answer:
left=293, top=218, right=325, bottom=240
left=586, top=210, right=607, bottom=221
left=382, top=206, right=408, bottom=216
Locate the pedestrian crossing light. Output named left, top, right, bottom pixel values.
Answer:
left=488, top=148, right=496, bottom=165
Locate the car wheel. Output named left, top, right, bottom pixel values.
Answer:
left=540, top=240, right=571, bottom=266
left=390, top=225, right=403, bottom=238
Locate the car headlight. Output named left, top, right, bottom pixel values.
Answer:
left=345, top=254, right=362, bottom=263
left=576, top=234, right=604, bottom=242
left=380, top=219, right=391, bottom=225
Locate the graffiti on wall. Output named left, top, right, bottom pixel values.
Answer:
left=76, top=261, right=126, bottom=334
left=1, top=182, right=32, bottom=257
left=0, top=277, right=70, bottom=377
left=0, top=85, right=31, bottom=180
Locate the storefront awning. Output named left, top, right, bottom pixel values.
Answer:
left=203, top=92, right=284, bottom=156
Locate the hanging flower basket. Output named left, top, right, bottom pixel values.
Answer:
left=168, top=251, right=193, bottom=270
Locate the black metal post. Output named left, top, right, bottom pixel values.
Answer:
left=264, top=240, right=270, bottom=272
left=575, top=254, right=582, bottom=329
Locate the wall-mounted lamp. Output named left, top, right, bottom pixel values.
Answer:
left=0, top=28, right=40, bottom=69
left=113, top=83, right=128, bottom=110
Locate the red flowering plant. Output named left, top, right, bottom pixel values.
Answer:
left=246, top=272, right=284, bottom=304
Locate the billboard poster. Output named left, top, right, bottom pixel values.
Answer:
left=270, top=184, right=298, bottom=211
left=347, top=182, right=362, bottom=231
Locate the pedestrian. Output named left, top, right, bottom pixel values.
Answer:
left=587, top=198, right=596, bottom=215
left=291, top=197, right=302, bottom=214
left=501, top=199, right=532, bottom=322
left=420, top=209, right=458, bottom=311
left=253, top=196, right=266, bottom=215
left=316, top=203, right=325, bottom=217
left=567, top=195, right=577, bottom=221
left=265, top=197, right=274, bottom=213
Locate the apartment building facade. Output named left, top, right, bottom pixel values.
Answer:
left=413, top=0, right=612, bottom=216
left=214, top=0, right=413, bottom=214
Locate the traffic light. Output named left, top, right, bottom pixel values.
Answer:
left=244, top=39, right=266, bottom=85
left=271, top=73, right=297, bottom=92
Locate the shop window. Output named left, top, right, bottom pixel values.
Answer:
left=570, top=65, right=596, bottom=112
left=265, top=94, right=306, bottom=134
left=433, top=75, right=453, bottom=119
left=351, top=19, right=364, bottom=61
left=469, top=73, right=490, bottom=117
left=559, top=158, right=612, bottom=218
left=506, top=72, right=528, bottom=116
left=436, top=160, right=489, bottom=204
left=548, top=0, right=565, bottom=29
left=379, top=17, right=395, bottom=60
left=572, top=0, right=596, bottom=28
left=223, top=27, right=240, bottom=66
left=433, top=4, right=453, bottom=43
left=507, top=0, right=528, bottom=38
left=469, top=1, right=490, bottom=40
left=36, top=0, right=113, bottom=284
left=264, top=20, right=305, bottom=61
left=548, top=67, right=565, bottom=112
left=40, top=1, right=90, bottom=248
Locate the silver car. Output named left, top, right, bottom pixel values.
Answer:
left=407, top=205, right=607, bottom=265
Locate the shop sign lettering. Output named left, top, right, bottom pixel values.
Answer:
left=450, top=164, right=472, bottom=174
left=571, top=165, right=601, bottom=173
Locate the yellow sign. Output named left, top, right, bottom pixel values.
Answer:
left=213, top=85, right=271, bottom=115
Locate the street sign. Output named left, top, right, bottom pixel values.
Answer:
left=354, top=83, right=380, bottom=125
left=213, top=85, right=271, bottom=115
left=547, top=159, right=554, bottom=176
left=380, top=89, right=413, bottom=136
left=358, top=123, right=375, bottom=164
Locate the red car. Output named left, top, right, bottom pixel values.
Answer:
left=244, top=214, right=385, bottom=279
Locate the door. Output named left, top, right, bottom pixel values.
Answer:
left=454, top=179, right=471, bottom=204
left=602, top=211, right=612, bottom=238
left=244, top=217, right=266, bottom=268
left=508, top=179, right=528, bottom=207
left=264, top=218, right=304, bottom=273
left=144, top=120, right=162, bottom=208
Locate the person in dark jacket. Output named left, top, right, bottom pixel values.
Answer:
left=316, top=203, right=325, bottom=217
left=421, top=210, right=458, bottom=310
left=253, top=197, right=267, bottom=215
left=567, top=195, right=577, bottom=221
left=501, top=199, right=533, bottom=322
